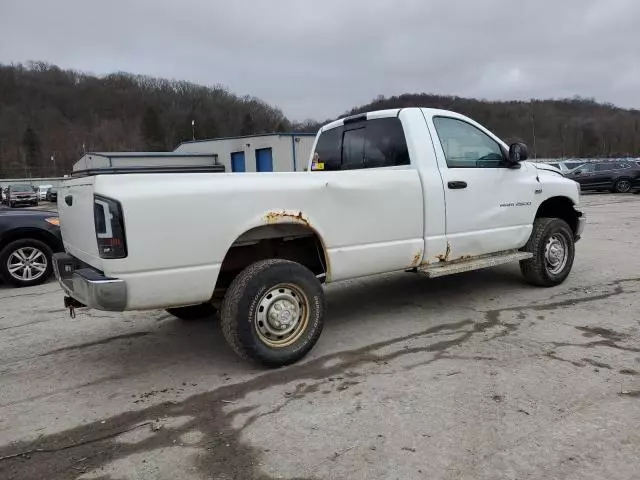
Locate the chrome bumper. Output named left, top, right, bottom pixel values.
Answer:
left=53, top=253, right=127, bottom=311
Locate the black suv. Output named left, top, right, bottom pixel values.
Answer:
left=566, top=161, right=640, bottom=193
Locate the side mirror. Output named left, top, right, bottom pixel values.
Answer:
left=508, top=143, right=528, bottom=163
left=574, top=170, right=583, bottom=175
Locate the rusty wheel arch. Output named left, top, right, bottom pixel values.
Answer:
left=213, top=222, right=330, bottom=297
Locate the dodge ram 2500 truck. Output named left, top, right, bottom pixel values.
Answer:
left=53, top=108, right=585, bottom=367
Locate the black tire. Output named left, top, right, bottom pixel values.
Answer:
left=166, top=303, right=217, bottom=321
left=0, top=238, right=54, bottom=287
left=220, top=259, right=325, bottom=368
left=520, top=218, right=575, bottom=287
left=613, top=178, right=632, bottom=193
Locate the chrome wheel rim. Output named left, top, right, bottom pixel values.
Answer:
left=7, top=247, right=48, bottom=282
left=255, top=284, right=309, bottom=348
left=616, top=180, right=631, bottom=193
left=544, top=233, right=568, bottom=276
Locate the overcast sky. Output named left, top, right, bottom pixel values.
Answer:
left=1, top=0, right=638, bottom=120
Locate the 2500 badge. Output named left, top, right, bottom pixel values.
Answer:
left=500, top=201, right=532, bottom=208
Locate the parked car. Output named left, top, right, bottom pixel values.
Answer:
left=46, top=187, right=58, bottom=202
left=38, top=185, right=53, bottom=201
left=54, top=107, right=585, bottom=367
left=6, top=184, right=39, bottom=207
left=565, top=161, right=640, bottom=193
left=0, top=208, right=63, bottom=287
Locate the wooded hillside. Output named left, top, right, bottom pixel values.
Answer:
left=337, top=94, right=640, bottom=160
left=1, top=62, right=639, bottom=178
left=0, top=62, right=290, bottom=178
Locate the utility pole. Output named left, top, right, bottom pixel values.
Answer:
left=51, top=153, right=57, bottom=177
left=191, top=120, right=196, bottom=141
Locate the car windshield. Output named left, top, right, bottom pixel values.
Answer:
left=11, top=184, right=33, bottom=192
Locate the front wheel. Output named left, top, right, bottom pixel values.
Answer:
left=520, top=218, right=575, bottom=287
left=220, top=259, right=325, bottom=367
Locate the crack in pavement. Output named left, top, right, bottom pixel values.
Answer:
left=1, top=276, right=639, bottom=480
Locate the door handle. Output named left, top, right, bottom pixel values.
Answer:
left=65, top=195, right=73, bottom=206
left=448, top=181, right=467, bottom=190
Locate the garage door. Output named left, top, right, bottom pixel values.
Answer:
left=231, top=151, right=246, bottom=172
left=256, top=148, right=273, bottom=172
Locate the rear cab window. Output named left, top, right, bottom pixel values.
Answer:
left=311, top=117, right=410, bottom=171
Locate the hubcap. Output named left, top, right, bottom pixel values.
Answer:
left=544, top=234, right=568, bottom=275
left=255, top=284, right=309, bottom=348
left=7, top=247, right=48, bottom=282
left=617, top=180, right=631, bottom=193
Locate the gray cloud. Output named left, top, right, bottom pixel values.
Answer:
left=1, top=0, right=638, bottom=120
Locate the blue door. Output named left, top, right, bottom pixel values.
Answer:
left=231, top=151, right=246, bottom=172
left=255, top=148, right=273, bottom=172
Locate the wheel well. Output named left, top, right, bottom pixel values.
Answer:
left=535, top=197, right=580, bottom=235
left=214, top=224, right=329, bottom=294
left=0, top=228, right=63, bottom=253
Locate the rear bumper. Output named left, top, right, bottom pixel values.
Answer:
left=53, top=253, right=127, bottom=311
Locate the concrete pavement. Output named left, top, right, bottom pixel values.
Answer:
left=0, top=193, right=639, bottom=480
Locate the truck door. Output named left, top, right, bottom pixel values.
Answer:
left=427, top=115, right=538, bottom=260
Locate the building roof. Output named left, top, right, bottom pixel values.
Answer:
left=84, top=152, right=217, bottom=158
left=177, top=132, right=316, bottom=148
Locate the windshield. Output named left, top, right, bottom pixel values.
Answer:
left=11, top=184, right=33, bottom=193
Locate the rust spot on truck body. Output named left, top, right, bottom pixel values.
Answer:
left=411, top=250, right=423, bottom=268
left=436, top=242, right=451, bottom=262
left=264, top=210, right=311, bottom=228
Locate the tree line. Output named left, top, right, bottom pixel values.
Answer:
left=0, top=62, right=290, bottom=178
left=332, top=93, right=640, bottom=160
left=1, top=62, right=639, bottom=178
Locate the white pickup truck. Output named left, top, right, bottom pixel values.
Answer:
left=54, top=108, right=585, bottom=367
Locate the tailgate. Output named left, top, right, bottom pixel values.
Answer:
left=58, top=177, right=103, bottom=269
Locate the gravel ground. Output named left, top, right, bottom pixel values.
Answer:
left=0, top=193, right=639, bottom=480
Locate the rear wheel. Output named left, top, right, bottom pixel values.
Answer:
left=613, top=178, right=632, bottom=193
left=166, top=303, right=217, bottom=321
left=520, top=217, right=575, bottom=287
left=0, top=239, right=53, bottom=287
left=220, top=259, right=325, bottom=367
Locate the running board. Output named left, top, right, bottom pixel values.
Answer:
left=418, top=250, right=533, bottom=278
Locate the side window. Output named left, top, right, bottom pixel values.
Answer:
left=313, top=127, right=342, bottom=171
left=312, top=118, right=410, bottom=171
left=580, top=164, right=595, bottom=173
left=595, top=163, right=608, bottom=172
left=433, top=117, right=505, bottom=168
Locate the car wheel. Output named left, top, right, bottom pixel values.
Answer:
left=220, top=259, right=325, bottom=367
left=520, top=217, right=575, bottom=287
left=613, top=178, right=632, bottom=193
left=0, top=239, right=53, bottom=287
left=166, top=303, right=217, bottom=321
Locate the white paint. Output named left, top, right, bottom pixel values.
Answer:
left=57, top=108, right=582, bottom=311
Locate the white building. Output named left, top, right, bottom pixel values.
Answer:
left=174, top=133, right=317, bottom=173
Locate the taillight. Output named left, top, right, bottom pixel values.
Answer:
left=94, top=195, right=127, bottom=259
